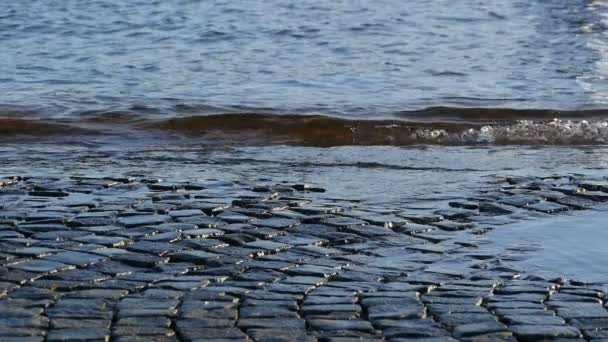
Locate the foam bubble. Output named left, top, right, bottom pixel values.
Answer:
left=414, top=119, right=608, bottom=145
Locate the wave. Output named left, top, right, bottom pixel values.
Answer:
left=3, top=106, right=608, bottom=146
left=142, top=113, right=608, bottom=146
left=0, top=118, right=97, bottom=136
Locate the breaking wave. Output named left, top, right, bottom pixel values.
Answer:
left=2, top=106, right=608, bottom=146
left=146, top=114, right=608, bottom=146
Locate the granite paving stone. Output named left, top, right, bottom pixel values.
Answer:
left=500, top=314, right=566, bottom=325
left=367, top=304, right=425, bottom=320
left=112, top=325, right=175, bottom=337
left=46, top=328, right=110, bottom=341
left=374, top=319, right=448, bottom=338
left=510, top=324, right=582, bottom=340
left=248, top=329, right=316, bottom=342
left=112, top=253, right=169, bottom=268
left=238, top=318, right=307, bottom=329
left=115, top=316, right=172, bottom=327
left=168, top=250, right=221, bottom=264
left=72, top=234, right=129, bottom=247
left=69, top=215, right=115, bottom=227
left=141, top=231, right=182, bottom=242
left=127, top=241, right=185, bottom=255
left=244, top=240, right=291, bottom=252
left=51, top=318, right=112, bottom=329
left=118, top=215, right=170, bottom=228
left=452, top=321, right=510, bottom=339
left=0, top=175, right=607, bottom=340
left=45, top=251, right=107, bottom=266
left=11, top=247, right=59, bottom=257
left=240, top=305, right=298, bottom=318
left=308, top=319, right=375, bottom=332
left=177, top=326, right=248, bottom=340
left=7, top=259, right=73, bottom=273
left=0, top=316, right=49, bottom=328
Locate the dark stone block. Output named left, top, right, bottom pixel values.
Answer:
left=112, top=325, right=175, bottom=336
left=511, top=324, right=581, bottom=341
left=249, top=328, right=315, bottom=342
left=126, top=241, right=184, bottom=255
left=251, top=217, right=299, bottom=229
left=308, top=319, right=374, bottom=332
left=478, top=203, right=513, bottom=215
left=115, top=316, right=171, bottom=327
left=500, top=314, right=565, bottom=325
left=68, top=215, right=115, bottom=227
left=116, top=308, right=178, bottom=319
left=46, top=328, right=110, bottom=341
left=112, top=253, right=168, bottom=268
left=118, top=215, right=170, bottom=228
left=141, top=231, right=181, bottom=242
left=555, top=196, right=596, bottom=209
left=72, top=234, right=128, bottom=247
left=376, top=319, right=447, bottom=338
left=239, top=306, right=298, bottom=319
left=50, top=318, right=111, bottom=329
left=168, top=250, right=220, bottom=264
left=437, top=313, right=496, bottom=328
left=46, top=251, right=107, bottom=266
left=8, top=259, right=72, bottom=273
left=452, top=321, right=508, bottom=339
left=180, top=228, right=223, bottom=238
left=238, top=318, right=306, bottom=329
left=0, top=316, right=49, bottom=328
left=177, top=325, right=247, bottom=340
left=368, top=304, right=425, bottom=320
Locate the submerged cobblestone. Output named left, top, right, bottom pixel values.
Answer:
left=0, top=174, right=607, bottom=341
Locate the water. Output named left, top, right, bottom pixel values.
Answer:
left=1, top=0, right=608, bottom=118
left=3, top=142, right=608, bottom=282
left=483, top=209, right=608, bottom=284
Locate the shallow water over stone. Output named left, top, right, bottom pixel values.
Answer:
left=2, top=143, right=608, bottom=340
left=484, top=209, right=608, bottom=284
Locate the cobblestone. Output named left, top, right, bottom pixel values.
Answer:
left=0, top=174, right=606, bottom=340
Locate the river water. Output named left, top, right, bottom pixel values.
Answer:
left=2, top=0, right=608, bottom=140
left=4, top=0, right=604, bottom=113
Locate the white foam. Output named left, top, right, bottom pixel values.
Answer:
left=414, top=119, right=608, bottom=144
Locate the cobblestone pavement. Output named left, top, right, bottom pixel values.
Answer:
left=1, top=174, right=608, bottom=341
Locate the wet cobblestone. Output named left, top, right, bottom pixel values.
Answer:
left=0, top=174, right=607, bottom=341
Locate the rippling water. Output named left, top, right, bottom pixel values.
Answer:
left=3, top=0, right=608, bottom=145
left=1, top=0, right=608, bottom=115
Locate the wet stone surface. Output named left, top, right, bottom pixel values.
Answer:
left=0, top=174, right=607, bottom=341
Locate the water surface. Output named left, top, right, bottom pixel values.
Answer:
left=484, top=209, right=608, bottom=284
left=1, top=0, right=608, bottom=118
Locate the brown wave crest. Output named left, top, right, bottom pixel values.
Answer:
left=141, top=113, right=484, bottom=146
left=0, top=118, right=97, bottom=136
left=4, top=107, right=608, bottom=146
left=141, top=112, right=608, bottom=146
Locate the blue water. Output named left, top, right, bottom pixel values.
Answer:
left=1, top=0, right=607, bottom=117
left=485, top=209, right=608, bottom=284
